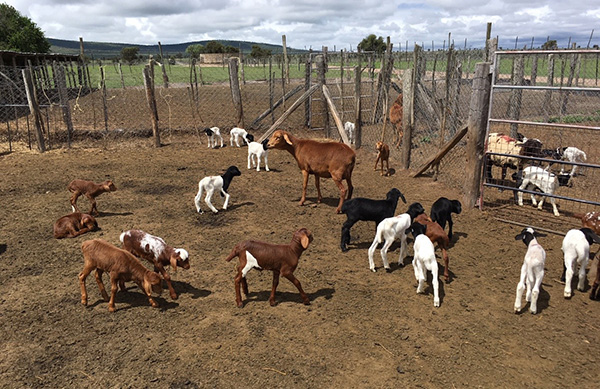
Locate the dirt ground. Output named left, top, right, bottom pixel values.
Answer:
left=1, top=132, right=599, bottom=388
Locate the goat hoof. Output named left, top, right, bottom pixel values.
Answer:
left=341, top=247, right=349, bottom=253
left=236, top=302, right=243, bottom=308
left=385, top=268, right=392, bottom=273
left=303, top=300, right=311, bottom=305
left=170, top=294, right=178, bottom=300
left=269, top=300, right=277, bottom=307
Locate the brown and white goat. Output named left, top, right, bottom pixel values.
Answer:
left=79, top=239, right=162, bottom=312
left=68, top=179, right=117, bottom=216
left=374, top=141, right=391, bottom=176
left=267, top=130, right=355, bottom=213
left=414, top=213, right=451, bottom=282
left=120, top=229, right=190, bottom=300
left=225, top=228, right=313, bottom=308
left=53, top=212, right=98, bottom=239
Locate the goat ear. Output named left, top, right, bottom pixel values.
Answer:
left=515, top=233, right=524, bottom=241
left=283, top=133, right=293, bottom=145
left=170, top=255, right=178, bottom=273
left=300, top=233, right=311, bottom=249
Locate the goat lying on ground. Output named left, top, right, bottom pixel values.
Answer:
left=54, top=212, right=98, bottom=239
left=430, top=197, right=462, bottom=240
left=204, top=127, right=224, bottom=148
left=247, top=138, right=270, bottom=171
left=340, top=188, right=407, bottom=252
left=344, top=121, right=355, bottom=144
left=515, top=166, right=571, bottom=216
left=374, top=141, right=391, bottom=176
left=68, top=179, right=117, bottom=216
left=194, top=166, right=241, bottom=213
left=79, top=239, right=162, bottom=312
left=514, top=227, right=545, bottom=314
left=267, top=130, right=355, bottom=213
left=225, top=228, right=313, bottom=307
left=120, top=230, right=190, bottom=300
left=561, top=228, right=600, bottom=298
left=414, top=213, right=451, bottom=282
left=367, top=202, right=425, bottom=271
left=230, top=127, right=249, bottom=147
left=407, top=222, right=440, bottom=307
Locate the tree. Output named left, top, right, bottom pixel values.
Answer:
left=186, top=44, right=204, bottom=59
left=357, top=34, right=386, bottom=54
left=250, top=45, right=272, bottom=58
left=0, top=4, right=51, bottom=53
left=224, top=45, right=239, bottom=54
left=205, top=41, right=225, bottom=53
left=121, top=47, right=139, bottom=64
left=542, top=40, right=558, bottom=50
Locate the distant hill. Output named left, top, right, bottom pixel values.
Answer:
left=48, top=38, right=305, bottom=59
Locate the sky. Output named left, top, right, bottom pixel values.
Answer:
left=4, top=0, right=600, bottom=51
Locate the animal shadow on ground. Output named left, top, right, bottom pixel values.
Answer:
left=0, top=244, right=6, bottom=256
left=242, top=287, right=335, bottom=307
left=97, top=211, right=134, bottom=217
left=169, top=280, right=211, bottom=299
left=514, top=286, right=551, bottom=315
left=86, top=288, right=179, bottom=311
left=386, top=168, right=396, bottom=176
left=226, top=201, right=254, bottom=211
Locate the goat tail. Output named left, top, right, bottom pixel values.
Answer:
left=225, top=246, right=240, bottom=262
left=571, top=212, right=586, bottom=220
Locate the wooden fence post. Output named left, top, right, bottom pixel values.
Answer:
left=304, top=52, right=312, bottom=128
left=463, top=62, right=492, bottom=209
left=316, top=55, right=329, bottom=137
left=354, top=50, right=362, bottom=149
left=507, top=55, right=524, bottom=138
left=53, top=62, right=74, bottom=147
left=322, top=85, right=350, bottom=144
left=543, top=54, right=555, bottom=122
left=100, top=66, right=109, bottom=132
left=22, top=68, right=46, bottom=152
left=143, top=65, right=161, bottom=147
left=158, top=41, right=169, bottom=88
left=228, top=57, right=244, bottom=128
left=282, top=35, right=290, bottom=84
left=400, top=45, right=421, bottom=169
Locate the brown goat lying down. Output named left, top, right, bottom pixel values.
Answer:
left=414, top=213, right=451, bottom=282
left=79, top=239, right=162, bottom=312
left=225, top=228, right=313, bottom=308
left=267, top=130, right=355, bottom=213
left=53, top=212, right=98, bottom=239
left=68, top=179, right=117, bottom=216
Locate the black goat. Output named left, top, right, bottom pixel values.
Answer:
left=340, top=188, right=406, bottom=252
left=430, top=197, right=462, bottom=240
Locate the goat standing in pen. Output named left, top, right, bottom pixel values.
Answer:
left=194, top=166, right=241, bottom=214
left=514, top=228, right=545, bottom=314
left=68, top=179, right=117, bottom=216
left=374, top=141, right=391, bottom=176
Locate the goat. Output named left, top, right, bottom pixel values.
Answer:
left=561, top=228, right=600, bottom=298
left=367, top=202, right=426, bottom=272
left=340, top=188, right=407, bottom=252
left=389, top=93, right=403, bottom=148
left=485, top=133, right=544, bottom=181
left=68, top=179, right=117, bottom=216
left=374, top=141, right=391, bottom=176
left=194, top=166, right=241, bottom=214
left=414, top=213, right=451, bottom=282
left=580, top=211, right=600, bottom=235
left=225, top=228, right=313, bottom=308
left=267, top=130, right=355, bottom=213
left=344, top=121, right=355, bottom=144
left=591, top=259, right=600, bottom=300
left=430, top=197, right=462, bottom=240
left=247, top=138, right=270, bottom=171
left=79, top=239, right=162, bottom=312
left=230, top=127, right=249, bottom=147
left=560, top=147, right=587, bottom=176
left=514, top=227, right=545, bottom=314
left=204, top=127, right=224, bottom=148
left=120, top=230, right=190, bottom=300
left=54, top=212, right=98, bottom=239
left=515, top=166, right=571, bottom=216
left=407, top=222, right=440, bottom=307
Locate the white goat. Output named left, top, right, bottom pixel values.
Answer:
left=247, top=139, right=269, bottom=171
left=407, top=222, right=440, bottom=307
left=514, top=227, right=545, bottom=314
left=230, top=127, right=249, bottom=147
left=344, top=121, right=355, bottom=144
left=517, top=166, right=571, bottom=216
left=204, top=127, right=224, bottom=148
left=194, top=166, right=241, bottom=213
left=560, top=147, right=587, bottom=176
left=562, top=228, right=600, bottom=298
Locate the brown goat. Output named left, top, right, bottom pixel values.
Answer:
left=68, top=179, right=117, bottom=216
left=580, top=211, right=600, bottom=235
left=79, top=239, right=162, bottom=312
left=414, top=213, right=451, bottom=282
left=374, top=141, right=391, bottom=176
left=389, top=93, right=403, bottom=148
left=53, top=212, right=98, bottom=239
left=225, top=228, right=313, bottom=308
left=267, top=130, right=355, bottom=213
left=120, top=229, right=190, bottom=300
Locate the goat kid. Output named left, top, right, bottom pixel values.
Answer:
left=247, top=138, right=270, bottom=171
left=79, top=239, right=162, bottom=312
left=414, top=213, right=451, bottom=282
left=407, top=222, right=440, bottom=307
left=515, top=166, right=571, bottom=216
left=344, top=121, right=355, bottom=144
left=230, top=127, right=249, bottom=147
left=204, top=127, right=224, bottom=148
left=68, top=179, right=117, bottom=216
left=374, top=141, right=391, bottom=176
left=514, top=228, right=545, bottom=314
left=194, top=166, right=241, bottom=214
left=225, top=228, right=313, bottom=308
left=561, top=228, right=600, bottom=298
left=120, top=229, right=190, bottom=299
left=54, top=212, right=99, bottom=239
left=430, top=197, right=462, bottom=240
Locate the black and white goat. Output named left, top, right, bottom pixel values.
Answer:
left=230, top=127, right=250, bottom=147
left=407, top=221, right=440, bottom=307
left=514, top=166, right=571, bottom=216
left=194, top=166, right=241, bottom=213
left=204, top=127, right=224, bottom=148
left=340, top=188, right=407, bottom=252
left=430, top=197, right=462, bottom=240
left=514, top=227, right=546, bottom=314
left=561, top=228, right=600, bottom=298
left=247, top=138, right=270, bottom=172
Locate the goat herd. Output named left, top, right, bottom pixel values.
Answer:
left=52, top=127, right=600, bottom=315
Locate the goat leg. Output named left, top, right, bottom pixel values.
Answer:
left=79, top=266, right=93, bottom=306
left=70, top=191, right=81, bottom=213
left=299, top=170, right=309, bottom=206
left=283, top=272, right=310, bottom=305
left=314, top=176, right=322, bottom=203
left=333, top=178, right=347, bottom=214
left=108, top=278, right=118, bottom=312
left=269, top=270, right=281, bottom=306
left=94, top=269, right=110, bottom=301
left=234, top=268, right=245, bottom=308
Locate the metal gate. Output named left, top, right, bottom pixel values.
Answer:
left=482, top=49, right=600, bottom=231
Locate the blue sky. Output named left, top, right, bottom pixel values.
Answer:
left=5, top=0, right=600, bottom=50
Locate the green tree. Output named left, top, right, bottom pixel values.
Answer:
left=357, top=34, right=386, bottom=54
left=541, top=40, right=558, bottom=50
left=186, top=44, right=204, bottom=58
left=224, top=45, right=239, bottom=54
left=0, top=3, right=51, bottom=53
left=121, top=46, right=139, bottom=64
left=205, top=41, right=225, bottom=53
left=250, top=45, right=272, bottom=58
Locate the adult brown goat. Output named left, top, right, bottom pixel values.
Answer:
left=267, top=130, right=355, bottom=213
